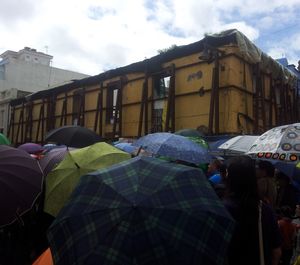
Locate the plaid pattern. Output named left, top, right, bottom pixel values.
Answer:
left=39, top=148, right=68, bottom=176
left=48, top=157, right=234, bottom=265
left=133, top=132, right=210, bottom=164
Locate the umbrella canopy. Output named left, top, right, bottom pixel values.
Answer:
left=218, top=135, right=259, bottom=156
left=133, top=132, right=210, bottom=164
left=0, top=145, right=43, bottom=227
left=47, top=156, right=234, bottom=265
left=274, top=161, right=300, bottom=181
left=44, top=142, right=131, bottom=217
left=174, top=128, right=204, bottom=138
left=0, top=133, right=10, bottom=145
left=247, top=123, right=300, bottom=163
left=39, top=147, right=70, bottom=176
left=18, top=143, right=44, bottom=154
left=187, top=136, right=209, bottom=149
left=114, top=142, right=137, bottom=154
left=32, top=248, right=53, bottom=265
left=45, top=125, right=102, bottom=148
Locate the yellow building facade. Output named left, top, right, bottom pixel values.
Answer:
left=8, top=30, right=298, bottom=145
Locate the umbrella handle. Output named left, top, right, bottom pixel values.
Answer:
left=136, top=146, right=143, bottom=156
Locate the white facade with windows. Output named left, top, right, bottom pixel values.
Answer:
left=0, top=47, right=89, bottom=135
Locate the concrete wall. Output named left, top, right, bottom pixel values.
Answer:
left=0, top=60, right=89, bottom=93
left=0, top=49, right=90, bottom=135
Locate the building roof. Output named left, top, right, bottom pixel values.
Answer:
left=10, top=29, right=297, bottom=106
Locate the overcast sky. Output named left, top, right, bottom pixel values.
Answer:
left=0, top=0, right=299, bottom=76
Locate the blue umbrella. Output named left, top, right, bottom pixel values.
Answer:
left=114, top=142, right=137, bottom=154
left=133, top=133, right=210, bottom=164
left=274, top=161, right=300, bottom=181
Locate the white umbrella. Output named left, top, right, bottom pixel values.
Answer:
left=218, top=135, right=259, bottom=156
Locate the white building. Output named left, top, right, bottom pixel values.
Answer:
left=0, top=47, right=89, bottom=134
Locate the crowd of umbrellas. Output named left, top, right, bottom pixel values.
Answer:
left=0, top=123, right=300, bottom=265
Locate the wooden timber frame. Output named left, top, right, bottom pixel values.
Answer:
left=8, top=49, right=300, bottom=144
left=24, top=101, right=34, bottom=142
left=35, top=98, right=46, bottom=143
left=59, top=93, right=68, bottom=127
left=7, top=105, right=15, bottom=142
left=208, top=48, right=221, bottom=134
left=15, top=102, right=25, bottom=145
left=94, top=82, right=104, bottom=137
left=46, top=94, right=57, bottom=133
left=164, top=64, right=176, bottom=133
left=73, top=88, right=86, bottom=127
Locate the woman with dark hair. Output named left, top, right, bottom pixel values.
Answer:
left=224, top=156, right=282, bottom=265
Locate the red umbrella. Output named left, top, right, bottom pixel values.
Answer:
left=0, top=145, right=43, bottom=227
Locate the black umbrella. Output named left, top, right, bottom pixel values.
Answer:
left=0, top=145, right=43, bottom=227
left=45, top=126, right=102, bottom=148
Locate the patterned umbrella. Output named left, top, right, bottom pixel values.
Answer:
left=133, top=132, right=210, bottom=164
left=45, top=125, right=102, bottom=148
left=0, top=133, right=10, bottom=145
left=39, top=147, right=70, bottom=176
left=247, top=123, right=300, bottom=163
left=187, top=136, right=209, bottom=149
left=47, top=156, right=234, bottom=265
left=0, top=145, right=43, bottom=227
left=44, top=142, right=131, bottom=217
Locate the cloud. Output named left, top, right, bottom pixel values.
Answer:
left=267, top=32, right=300, bottom=65
left=0, top=0, right=38, bottom=25
left=0, top=0, right=299, bottom=76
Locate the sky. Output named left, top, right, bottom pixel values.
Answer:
left=0, top=0, right=299, bottom=76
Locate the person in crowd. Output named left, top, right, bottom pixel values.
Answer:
left=276, top=172, right=298, bottom=212
left=277, top=206, right=297, bottom=265
left=291, top=205, right=300, bottom=264
left=207, top=158, right=223, bottom=182
left=256, top=160, right=277, bottom=208
left=211, top=164, right=227, bottom=199
left=224, top=156, right=281, bottom=265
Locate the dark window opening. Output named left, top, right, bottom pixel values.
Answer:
left=153, top=75, right=170, bottom=100
left=106, top=86, right=119, bottom=124
left=72, top=91, right=83, bottom=125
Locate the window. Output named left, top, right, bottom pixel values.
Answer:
left=151, top=72, right=172, bottom=133
left=72, top=90, right=83, bottom=125
left=106, top=85, right=119, bottom=124
left=153, top=75, right=170, bottom=100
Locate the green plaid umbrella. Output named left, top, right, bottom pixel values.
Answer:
left=44, top=142, right=131, bottom=217
left=47, top=157, right=234, bottom=265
